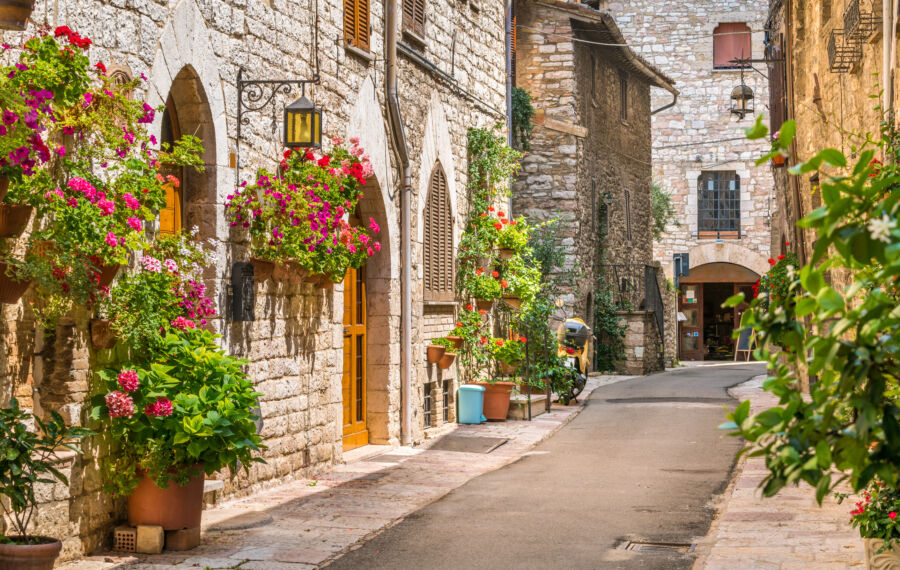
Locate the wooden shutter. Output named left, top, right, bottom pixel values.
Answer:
left=511, top=12, right=517, bottom=86
left=344, top=0, right=370, bottom=50
left=768, top=41, right=787, bottom=135
left=424, top=164, right=454, bottom=302
left=402, top=0, right=425, bottom=38
left=713, top=23, right=751, bottom=68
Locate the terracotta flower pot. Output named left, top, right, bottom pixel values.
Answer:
left=447, top=336, right=464, bottom=350
left=0, top=537, right=62, bottom=570
left=90, top=318, right=117, bottom=350
left=287, top=262, right=309, bottom=285
left=97, top=264, right=120, bottom=287
left=128, top=465, right=204, bottom=531
left=304, top=272, right=323, bottom=284
left=427, top=344, right=446, bottom=364
left=498, top=360, right=519, bottom=376
left=497, top=247, right=515, bottom=261
left=0, top=261, right=31, bottom=304
left=474, top=381, right=515, bottom=421
left=250, top=258, right=274, bottom=282
left=0, top=175, right=8, bottom=201
left=772, top=153, right=786, bottom=167
left=475, top=298, right=493, bottom=312
left=0, top=0, right=35, bottom=32
left=0, top=204, right=32, bottom=238
left=438, top=352, right=456, bottom=370
left=502, top=294, right=521, bottom=309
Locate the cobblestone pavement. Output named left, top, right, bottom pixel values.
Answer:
left=694, top=375, right=866, bottom=569
left=60, top=374, right=631, bottom=570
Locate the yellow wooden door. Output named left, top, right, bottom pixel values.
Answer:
left=342, top=267, right=368, bottom=450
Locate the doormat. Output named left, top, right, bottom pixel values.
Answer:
left=427, top=435, right=509, bottom=454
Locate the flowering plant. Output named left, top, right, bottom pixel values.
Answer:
left=98, top=230, right=217, bottom=354
left=841, top=481, right=900, bottom=551
left=91, top=327, right=265, bottom=495
left=496, top=216, right=529, bottom=252
left=464, top=269, right=502, bottom=301
left=492, top=335, right=527, bottom=364
left=754, top=250, right=801, bottom=305
left=226, top=139, right=381, bottom=280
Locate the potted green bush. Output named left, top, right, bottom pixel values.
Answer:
left=496, top=217, right=528, bottom=260
left=841, top=481, right=900, bottom=566
left=493, top=336, right=525, bottom=376
left=0, top=399, right=91, bottom=570
left=431, top=337, right=458, bottom=369
left=91, top=327, right=266, bottom=531
left=464, top=269, right=501, bottom=310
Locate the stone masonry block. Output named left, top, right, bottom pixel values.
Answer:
left=136, top=525, right=164, bottom=554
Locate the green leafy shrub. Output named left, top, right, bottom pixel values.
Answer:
left=593, top=288, right=626, bottom=372
left=511, top=87, right=535, bottom=150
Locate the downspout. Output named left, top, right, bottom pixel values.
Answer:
left=385, top=0, right=413, bottom=446
left=506, top=0, right=514, bottom=217
left=651, top=90, right=678, bottom=115
left=890, top=0, right=899, bottom=124
left=884, top=0, right=895, bottom=121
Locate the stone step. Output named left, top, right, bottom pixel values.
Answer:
left=507, top=392, right=549, bottom=420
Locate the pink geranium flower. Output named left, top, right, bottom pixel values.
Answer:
left=105, top=391, right=135, bottom=418
left=117, top=369, right=139, bottom=392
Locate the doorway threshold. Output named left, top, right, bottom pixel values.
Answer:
left=342, top=444, right=393, bottom=464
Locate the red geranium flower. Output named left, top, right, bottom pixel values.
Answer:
left=491, top=270, right=499, bottom=278
left=494, top=222, right=503, bottom=231
left=500, top=279, right=508, bottom=288
left=465, top=304, right=473, bottom=311
left=768, top=258, right=776, bottom=265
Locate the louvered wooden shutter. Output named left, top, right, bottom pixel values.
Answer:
left=424, top=164, right=454, bottom=302
left=344, top=0, right=370, bottom=50
left=511, top=13, right=517, bottom=86
left=402, top=0, right=425, bottom=37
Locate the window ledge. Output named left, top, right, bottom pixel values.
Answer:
left=402, top=29, right=427, bottom=49
left=424, top=300, right=458, bottom=307
left=344, top=43, right=375, bottom=64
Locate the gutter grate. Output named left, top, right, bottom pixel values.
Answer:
left=617, top=541, right=696, bottom=553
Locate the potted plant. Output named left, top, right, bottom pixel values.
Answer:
left=0, top=1, right=36, bottom=31
left=493, top=336, right=525, bottom=376
left=841, top=481, right=900, bottom=567
left=496, top=217, right=528, bottom=260
left=0, top=258, right=32, bottom=304
left=426, top=342, right=445, bottom=364
left=472, top=377, right=516, bottom=421
left=0, top=399, right=92, bottom=570
left=91, top=326, right=266, bottom=531
left=465, top=269, right=501, bottom=310
left=432, top=337, right=458, bottom=369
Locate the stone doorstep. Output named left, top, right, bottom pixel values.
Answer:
left=341, top=444, right=392, bottom=464
left=507, top=393, right=548, bottom=420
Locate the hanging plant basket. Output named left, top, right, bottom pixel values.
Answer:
left=772, top=154, right=786, bottom=167
left=497, top=247, right=515, bottom=261
left=250, top=258, right=275, bottom=283
left=0, top=204, right=33, bottom=238
left=90, top=318, right=117, bottom=350
left=475, top=298, right=493, bottom=312
left=0, top=260, right=31, bottom=304
left=438, top=352, right=456, bottom=370
left=502, top=294, right=521, bottom=309
left=498, top=360, right=519, bottom=376
left=97, top=264, right=121, bottom=287
left=447, top=336, right=464, bottom=350
left=316, top=274, right=337, bottom=290
left=0, top=0, right=35, bottom=32
left=427, top=344, right=446, bottom=364
left=0, top=175, right=8, bottom=201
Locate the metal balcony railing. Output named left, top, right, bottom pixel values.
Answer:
left=828, top=29, right=862, bottom=73
left=844, top=0, right=880, bottom=40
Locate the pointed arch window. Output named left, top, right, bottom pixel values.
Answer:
left=159, top=94, right=183, bottom=237
left=424, top=163, right=454, bottom=302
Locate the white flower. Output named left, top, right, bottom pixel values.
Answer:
left=164, top=258, right=178, bottom=272
left=868, top=213, right=897, bottom=244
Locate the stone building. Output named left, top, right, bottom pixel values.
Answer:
left=766, top=0, right=891, bottom=274
left=0, top=0, right=507, bottom=559
left=511, top=0, right=675, bottom=373
left=607, top=0, right=776, bottom=362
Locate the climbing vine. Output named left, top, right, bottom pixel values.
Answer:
left=592, top=201, right=627, bottom=371
left=511, top=87, right=535, bottom=151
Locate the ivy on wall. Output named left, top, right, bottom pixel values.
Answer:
left=511, top=87, right=535, bottom=151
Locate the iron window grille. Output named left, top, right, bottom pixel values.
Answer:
left=624, top=189, right=632, bottom=242
left=442, top=380, right=450, bottom=422
left=844, top=0, right=880, bottom=40
left=697, top=171, right=741, bottom=239
left=828, top=29, right=861, bottom=73
left=423, top=382, right=433, bottom=427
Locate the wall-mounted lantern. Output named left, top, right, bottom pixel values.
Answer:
left=284, top=95, right=323, bottom=149
left=730, top=83, right=754, bottom=119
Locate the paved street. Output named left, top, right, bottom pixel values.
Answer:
left=326, top=362, right=764, bottom=569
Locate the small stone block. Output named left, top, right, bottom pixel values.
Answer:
left=135, top=524, right=164, bottom=554
left=165, top=526, right=201, bottom=551
left=113, top=526, right=136, bottom=552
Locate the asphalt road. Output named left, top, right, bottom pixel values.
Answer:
left=326, top=362, right=766, bottom=570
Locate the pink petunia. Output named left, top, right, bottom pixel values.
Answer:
left=105, top=232, right=118, bottom=248
left=126, top=217, right=142, bottom=232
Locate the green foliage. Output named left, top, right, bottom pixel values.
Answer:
left=723, top=117, right=900, bottom=506
left=431, top=337, right=457, bottom=351
left=496, top=217, right=529, bottom=251
left=511, top=87, right=535, bottom=151
left=91, top=328, right=266, bottom=495
left=838, top=481, right=900, bottom=550
left=650, top=182, right=679, bottom=242
left=504, top=255, right=542, bottom=302
left=0, top=399, right=92, bottom=543
left=492, top=336, right=526, bottom=364
left=593, top=288, right=626, bottom=372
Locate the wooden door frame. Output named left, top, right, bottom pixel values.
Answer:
left=342, top=267, right=369, bottom=451
left=679, top=282, right=704, bottom=361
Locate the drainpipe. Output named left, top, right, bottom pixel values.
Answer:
left=386, top=0, right=412, bottom=446
left=651, top=91, right=678, bottom=115
left=505, top=0, right=514, bottom=217
left=884, top=0, right=895, bottom=120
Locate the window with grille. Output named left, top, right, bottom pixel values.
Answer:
left=343, top=0, right=370, bottom=51
left=713, top=23, right=751, bottom=69
left=402, top=0, right=426, bottom=39
left=424, top=163, right=454, bottom=302
left=624, top=189, right=632, bottom=242
left=618, top=70, right=628, bottom=121
left=698, top=171, right=741, bottom=239
left=442, top=380, right=450, bottom=422
left=423, top=382, right=433, bottom=427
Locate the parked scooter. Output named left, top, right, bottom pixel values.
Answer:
left=556, top=318, right=592, bottom=404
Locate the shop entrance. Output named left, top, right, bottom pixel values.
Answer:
left=678, top=263, right=758, bottom=361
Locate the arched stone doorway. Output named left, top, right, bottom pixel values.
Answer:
left=677, top=262, right=759, bottom=361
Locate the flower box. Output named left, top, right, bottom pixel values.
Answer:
left=0, top=0, right=35, bottom=31
left=0, top=260, right=31, bottom=304
left=249, top=258, right=274, bottom=282
left=502, top=294, right=521, bottom=309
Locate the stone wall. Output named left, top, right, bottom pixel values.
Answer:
left=606, top=0, right=774, bottom=281
left=615, top=310, right=664, bottom=375
left=0, top=0, right=506, bottom=559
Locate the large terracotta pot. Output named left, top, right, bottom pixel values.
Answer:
left=865, top=538, right=900, bottom=569
left=0, top=537, right=62, bottom=570
left=0, top=204, right=32, bottom=238
left=474, top=381, right=515, bottom=421
left=0, top=0, right=35, bottom=31
left=0, top=175, right=8, bottom=201
left=90, top=318, right=117, bottom=350
left=128, top=465, right=204, bottom=530
left=438, top=352, right=456, bottom=370
left=0, top=261, right=31, bottom=304
left=426, top=344, right=445, bottom=364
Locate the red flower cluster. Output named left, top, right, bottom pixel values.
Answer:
left=53, top=26, right=92, bottom=50
left=144, top=397, right=174, bottom=418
